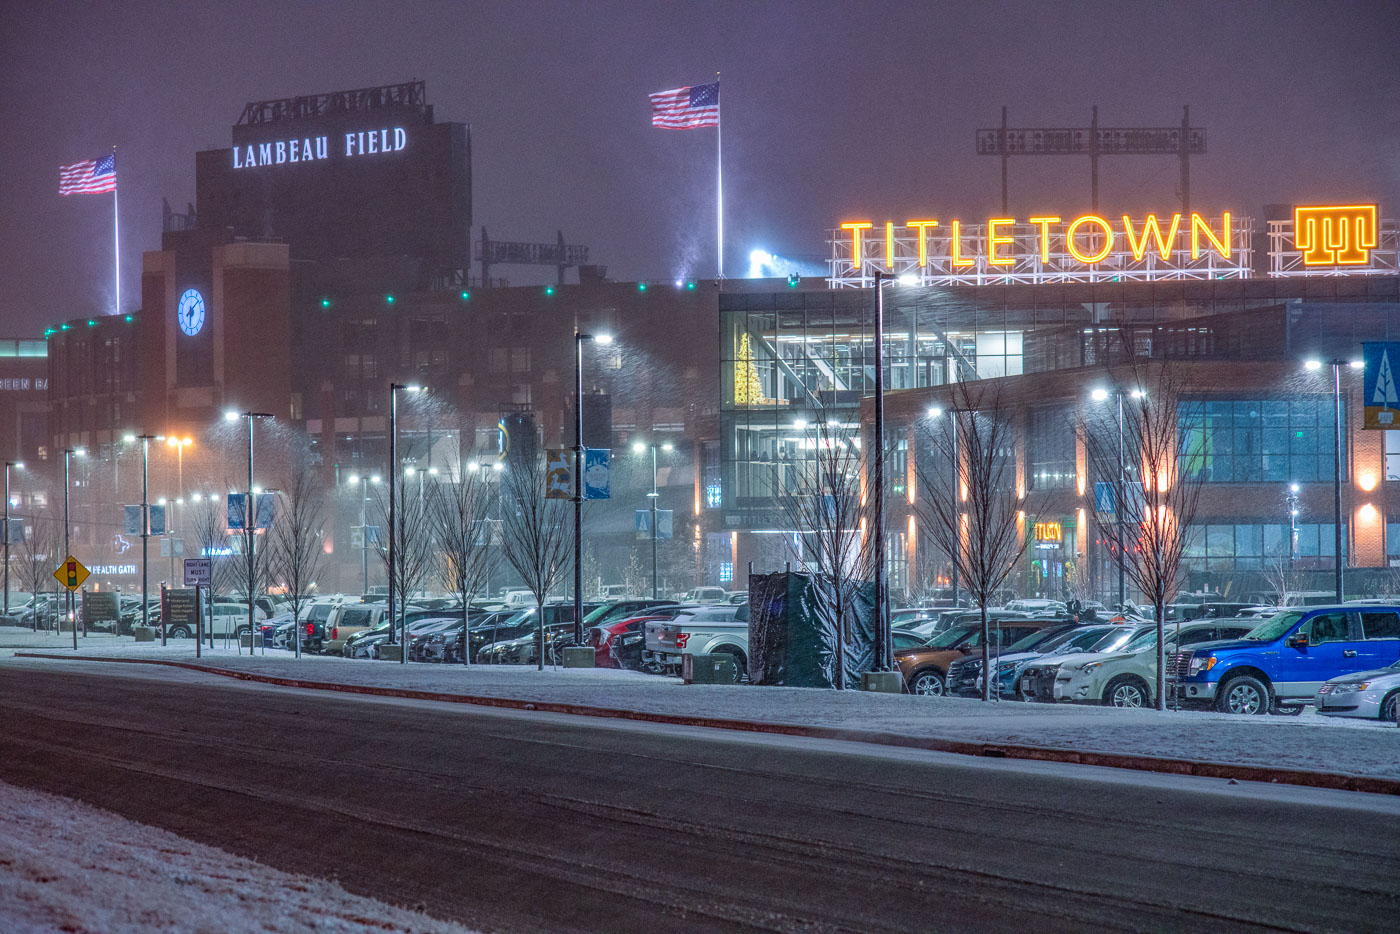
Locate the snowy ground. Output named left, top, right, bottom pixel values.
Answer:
left=7, top=633, right=1399, bottom=781
left=0, top=780, right=477, bottom=934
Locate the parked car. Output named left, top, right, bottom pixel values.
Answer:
left=1019, top=624, right=1156, bottom=701
left=468, top=602, right=597, bottom=662
left=989, top=624, right=1126, bottom=699
left=478, top=620, right=578, bottom=665
left=891, top=628, right=926, bottom=653
left=678, top=586, right=732, bottom=605
left=162, top=601, right=268, bottom=640
left=944, top=622, right=1079, bottom=697
left=897, top=617, right=1065, bottom=696
left=645, top=603, right=749, bottom=676
left=1003, top=599, right=1066, bottom=615
left=1051, top=619, right=1256, bottom=707
left=351, top=616, right=459, bottom=659
left=1171, top=605, right=1400, bottom=714
left=606, top=606, right=699, bottom=670
left=321, top=603, right=394, bottom=655
left=1314, top=658, right=1400, bottom=721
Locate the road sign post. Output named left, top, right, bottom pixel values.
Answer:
left=183, top=557, right=212, bottom=587
left=52, top=555, right=90, bottom=651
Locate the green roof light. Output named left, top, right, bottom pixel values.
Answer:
left=545, top=286, right=555, bottom=296
left=60, top=323, right=71, bottom=330
left=321, top=298, right=331, bottom=308
left=638, top=282, right=647, bottom=292
left=124, top=314, right=133, bottom=322
left=686, top=281, right=696, bottom=290
left=385, top=294, right=395, bottom=304
left=460, top=291, right=470, bottom=301
left=86, top=319, right=96, bottom=327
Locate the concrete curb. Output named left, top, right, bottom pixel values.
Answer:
left=17, top=652, right=1400, bottom=797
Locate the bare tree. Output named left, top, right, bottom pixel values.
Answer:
left=499, top=451, right=573, bottom=670
left=772, top=416, right=874, bottom=689
left=269, top=463, right=327, bottom=658
left=1082, top=357, right=1204, bottom=711
left=429, top=467, right=499, bottom=664
left=1259, top=557, right=1308, bottom=608
left=914, top=381, right=1044, bottom=700
left=371, top=473, right=437, bottom=641
left=13, top=509, right=57, bottom=629
left=188, top=494, right=240, bottom=599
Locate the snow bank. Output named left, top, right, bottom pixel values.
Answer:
left=0, top=780, right=477, bottom=933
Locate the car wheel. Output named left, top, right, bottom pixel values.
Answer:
left=911, top=670, right=945, bottom=696
left=714, top=648, right=747, bottom=683
left=1269, top=701, right=1304, bottom=716
left=1216, top=675, right=1270, bottom=715
left=1381, top=691, right=1399, bottom=723
left=168, top=626, right=191, bottom=639
left=1104, top=677, right=1149, bottom=708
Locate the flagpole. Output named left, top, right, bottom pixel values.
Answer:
left=112, top=147, right=119, bottom=316
left=716, top=72, right=723, bottom=280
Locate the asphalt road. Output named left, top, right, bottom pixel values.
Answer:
left=1, top=661, right=1397, bottom=933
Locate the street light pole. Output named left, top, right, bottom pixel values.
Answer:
left=1305, top=358, right=1362, bottom=602
left=61, top=447, right=83, bottom=648
left=572, top=331, right=611, bottom=646
left=871, top=270, right=892, bottom=673
left=138, top=434, right=155, bottom=642
left=387, top=384, right=420, bottom=663
left=632, top=441, right=673, bottom=599
left=3, top=461, right=20, bottom=616
left=227, top=411, right=272, bottom=653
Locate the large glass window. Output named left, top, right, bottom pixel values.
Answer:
left=1185, top=521, right=1345, bottom=571
left=1027, top=405, right=1075, bottom=490
left=1179, top=397, right=1345, bottom=484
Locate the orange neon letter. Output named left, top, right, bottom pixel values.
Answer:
left=885, top=222, right=897, bottom=269
left=1294, top=205, right=1378, bottom=265
left=906, top=219, right=938, bottom=266
left=1065, top=215, right=1115, bottom=264
left=987, top=218, right=1016, bottom=266
left=1122, top=213, right=1182, bottom=261
left=950, top=220, right=974, bottom=267
left=840, top=222, right=873, bottom=269
left=1189, top=212, right=1232, bottom=260
left=1028, top=216, right=1060, bottom=262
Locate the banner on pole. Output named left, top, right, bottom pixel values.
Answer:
left=124, top=505, right=142, bottom=535
left=545, top=450, right=572, bottom=500
left=1363, top=342, right=1400, bottom=428
left=227, top=493, right=246, bottom=529
left=149, top=505, right=167, bottom=535
left=583, top=448, right=610, bottom=500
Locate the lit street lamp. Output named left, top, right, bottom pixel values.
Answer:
left=1090, top=387, right=1143, bottom=609
left=1304, top=358, right=1363, bottom=600
left=632, top=440, right=674, bottom=599
left=61, top=447, right=86, bottom=648
left=226, top=410, right=273, bottom=652
left=346, top=473, right=380, bottom=594
left=574, top=331, right=612, bottom=647
left=387, top=383, right=422, bottom=662
left=3, top=460, right=22, bottom=616
left=1287, top=482, right=1300, bottom=571
left=869, top=270, right=893, bottom=673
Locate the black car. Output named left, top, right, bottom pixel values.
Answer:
left=944, top=621, right=1078, bottom=697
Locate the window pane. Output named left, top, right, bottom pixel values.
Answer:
left=1361, top=612, right=1400, bottom=640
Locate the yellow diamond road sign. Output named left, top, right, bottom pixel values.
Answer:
left=53, top=555, right=90, bottom=592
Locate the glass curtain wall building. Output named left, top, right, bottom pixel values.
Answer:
left=721, top=276, right=1400, bottom=599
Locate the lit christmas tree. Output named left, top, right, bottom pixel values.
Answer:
left=734, top=332, right=768, bottom=405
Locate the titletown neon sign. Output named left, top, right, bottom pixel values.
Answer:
left=232, top=126, right=408, bottom=169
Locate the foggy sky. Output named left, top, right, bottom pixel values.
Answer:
left=2, top=0, right=1397, bottom=334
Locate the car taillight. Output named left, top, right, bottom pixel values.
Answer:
left=305, top=623, right=315, bottom=635
left=675, top=633, right=690, bottom=649
left=331, top=627, right=338, bottom=640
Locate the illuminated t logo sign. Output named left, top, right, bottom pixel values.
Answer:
left=1294, top=204, right=1379, bottom=265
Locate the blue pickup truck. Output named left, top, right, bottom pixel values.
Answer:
left=1171, top=605, right=1400, bottom=714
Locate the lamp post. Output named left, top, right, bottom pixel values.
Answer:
left=226, top=411, right=273, bottom=652
left=347, top=474, right=379, bottom=594
left=61, top=447, right=85, bottom=648
left=1304, top=358, right=1363, bottom=601
left=1091, top=387, right=1143, bottom=609
left=3, top=460, right=21, bottom=616
left=388, top=384, right=421, bottom=662
left=133, top=434, right=158, bottom=641
left=632, top=440, right=673, bottom=599
left=167, top=436, right=192, bottom=576
left=870, top=270, right=893, bottom=672
left=467, top=460, right=503, bottom=602
left=573, top=331, right=612, bottom=645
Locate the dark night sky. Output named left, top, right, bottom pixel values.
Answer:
left=2, top=0, right=1397, bottom=334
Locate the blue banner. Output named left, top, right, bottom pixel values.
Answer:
left=583, top=448, right=610, bottom=500
left=1362, top=342, right=1400, bottom=429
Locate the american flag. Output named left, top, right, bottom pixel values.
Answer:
left=59, top=152, right=117, bottom=195
left=649, top=82, right=719, bottom=129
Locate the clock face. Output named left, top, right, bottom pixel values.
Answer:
left=177, top=288, right=206, bottom=336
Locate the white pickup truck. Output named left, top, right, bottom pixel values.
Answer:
left=644, top=603, right=750, bottom=676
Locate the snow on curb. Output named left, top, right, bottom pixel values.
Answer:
left=0, top=780, right=478, bottom=933
left=16, top=651, right=1400, bottom=797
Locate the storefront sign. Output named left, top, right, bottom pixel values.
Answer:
left=232, top=126, right=407, bottom=169
left=1034, top=521, right=1063, bottom=543
left=1363, top=341, right=1400, bottom=428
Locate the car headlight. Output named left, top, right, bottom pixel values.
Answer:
left=1079, top=662, right=1102, bottom=673
left=1188, top=654, right=1217, bottom=675
left=997, top=662, right=1017, bottom=673
left=1330, top=681, right=1370, bottom=694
